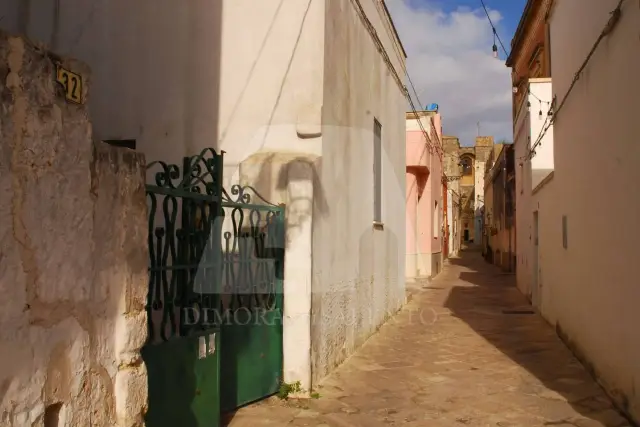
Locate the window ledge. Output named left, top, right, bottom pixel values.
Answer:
left=532, top=170, right=554, bottom=195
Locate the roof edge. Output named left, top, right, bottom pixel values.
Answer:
left=381, top=0, right=408, bottom=59
left=505, top=0, right=536, bottom=67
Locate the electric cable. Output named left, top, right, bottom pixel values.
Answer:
left=527, top=0, right=625, bottom=160
left=480, top=0, right=509, bottom=57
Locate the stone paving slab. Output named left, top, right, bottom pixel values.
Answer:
left=225, top=252, right=634, bottom=427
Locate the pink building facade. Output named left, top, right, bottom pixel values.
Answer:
left=405, top=111, right=444, bottom=280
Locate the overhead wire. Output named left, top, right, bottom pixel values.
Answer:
left=350, top=0, right=451, bottom=196
left=479, top=0, right=509, bottom=57
left=526, top=0, right=626, bottom=161
left=406, top=73, right=442, bottom=157
left=350, top=0, right=441, bottom=160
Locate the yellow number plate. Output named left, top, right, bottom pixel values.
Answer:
left=55, top=65, right=83, bottom=104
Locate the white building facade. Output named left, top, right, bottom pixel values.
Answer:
left=516, top=1, right=640, bottom=422
left=514, top=78, right=554, bottom=303
left=1, top=0, right=408, bottom=400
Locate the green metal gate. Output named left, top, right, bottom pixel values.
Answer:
left=219, top=185, right=284, bottom=412
left=142, top=148, right=284, bottom=426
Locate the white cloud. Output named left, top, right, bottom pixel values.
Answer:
left=386, top=0, right=513, bottom=146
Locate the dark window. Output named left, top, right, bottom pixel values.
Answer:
left=373, top=119, right=382, bottom=223
left=104, top=139, right=136, bottom=150
left=461, top=157, right=473, bottom=176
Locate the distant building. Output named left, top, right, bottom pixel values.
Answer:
left=442, top=136, right=494, bottom=248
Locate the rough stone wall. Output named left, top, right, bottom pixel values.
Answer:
left=474, top=136, right=494, bottom=163
left=0, top=31, right=148, bottom=427
left=442, top=137, right=461, bottom=255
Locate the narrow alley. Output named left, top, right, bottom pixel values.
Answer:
left=226, top=250, right=631, bottom=427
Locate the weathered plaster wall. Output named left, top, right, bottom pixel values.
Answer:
left=0, top=0, right=222, bottom=170
left=0, top=0, right=326, bottom=393
left=539, top=0, right=640, bottom=422
left=0, top=0, right=325, bottom=186
left=311, top=0, right=407, bottom=384
left=0, top=32, right=148, bottom=426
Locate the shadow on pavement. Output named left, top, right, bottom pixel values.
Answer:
left=444, top=250, right=635, bottom=427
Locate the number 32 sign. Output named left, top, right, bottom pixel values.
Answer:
left=55, top=65, right=84, bottom=104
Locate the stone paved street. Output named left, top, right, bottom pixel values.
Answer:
left=225, top=250, right=633, bottom=427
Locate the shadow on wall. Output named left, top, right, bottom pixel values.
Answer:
left=444, top=254, right=635, bottom=427
left=247, top=153, right=329, bottom=246
left=218, top=0, right=315, bottom=156
left=219, top=0, right=286, bottom=146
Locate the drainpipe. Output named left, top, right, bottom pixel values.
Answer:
left=504, top=151, right=511, bottom=272
left=503, top=154, right=508, bottom=271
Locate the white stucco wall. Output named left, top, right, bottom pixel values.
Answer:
left=529, top=79, right=554, bottom=189
left=539, top=0, right=640, bottom=421
left=514, top=78, right=554, bottom=300
left=310, top=0, right=407, bottom=384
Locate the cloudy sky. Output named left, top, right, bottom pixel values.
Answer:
left=386, top=0, right=527, bottom=146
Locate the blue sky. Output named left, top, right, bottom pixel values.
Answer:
left=423, top=0, right=527, bottom=42
left=387, top=0, right=527, bottom=145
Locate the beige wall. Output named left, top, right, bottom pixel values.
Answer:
left=0, top=0, right=326, bottom=181
left=534, top=0, right=640, bottom=422
left=310, top=0, right=407, bottom=384
left=0, top=33, right=148, bottom=426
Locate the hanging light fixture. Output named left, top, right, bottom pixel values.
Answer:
left=492, top=29, right=498, bottom=59
left=538, top=100, right=543, bottom=118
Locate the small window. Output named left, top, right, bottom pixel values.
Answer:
left=104, top=139, right=136, bottom=150
left=373, top=118, right=382, bottom=223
